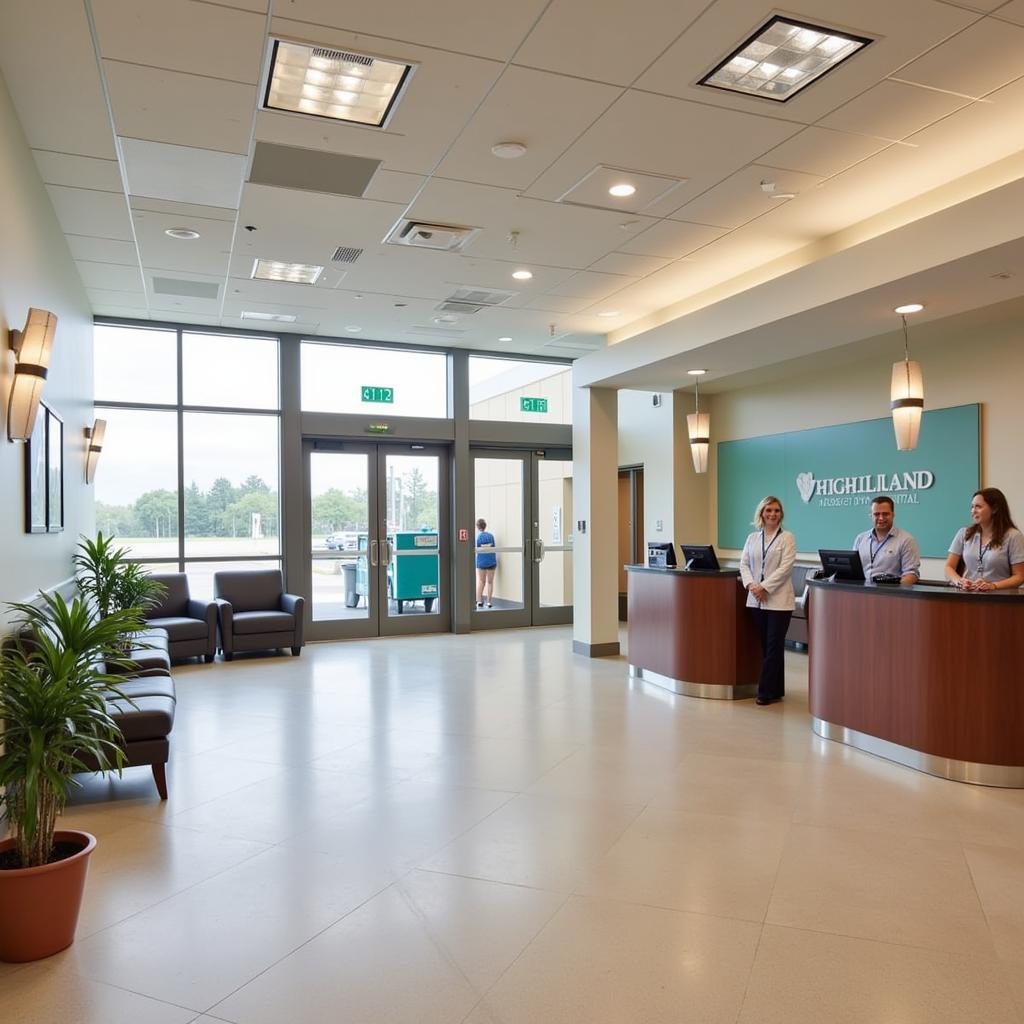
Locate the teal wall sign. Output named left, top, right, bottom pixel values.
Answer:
left=520, top=396, right=548, bottom=413
left=716, top=404, right=980, bottom=558
left=361, top=386, right=394, bottom=404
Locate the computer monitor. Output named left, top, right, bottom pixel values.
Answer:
left=647, top=542, right=677, bottom=568
left=680, top=544, right=720, bottom=571
left=818, top=548, right=866, bottom=582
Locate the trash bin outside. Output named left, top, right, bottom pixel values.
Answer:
left=342, top=562, right=359, bottom=608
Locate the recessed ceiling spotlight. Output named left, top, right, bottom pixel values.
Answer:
left=597, top=311, right=620, bottom=318
left=491, top=141, right=527, bottom=159
left=345, top=325, right=362, bottom=332
left=894, top=303, right=924, bottom=314
left=512, top=269, right=533, bottom=280
left=251, top=259, right=324, bottom=284
left=608, top=183, right=637, bottom=197
left=165, top=228, right=200, bottom=240
left=700, top=15, right=871, bottom=102
left=498, top=336, right=512, bottom=342
left=263, top=40, right=414, bottom=128
left=687, top=368, right=708, bottom=376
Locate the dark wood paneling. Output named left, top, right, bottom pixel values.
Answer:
left=627, top=570, right=761, bottom=687
left=809, top=584, right=1024, bottom=766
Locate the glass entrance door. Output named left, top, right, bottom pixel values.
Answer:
left=306, top=441, right=449, bottom=640
left=471, top=450, right=572, bottom=628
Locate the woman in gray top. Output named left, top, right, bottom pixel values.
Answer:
left=944, top=487, right=1024, bottom=591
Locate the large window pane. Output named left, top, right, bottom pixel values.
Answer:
left=94, top=325, right=177, bottom=404
left=468, top=357, right=572, bottom=425
left=183, top=332, right=279, bottom=410
left=93, top=407, right=179, bottom=559
left=185, top=560, right=282, bottom=602
left=301, top=342, right=448, bottom=417
left=183, top=413, right=280, bottom=557
left=473, top=456, right=524, bottom=611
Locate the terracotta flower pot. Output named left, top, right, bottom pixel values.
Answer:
left=0, top=830, right=97, bottom=962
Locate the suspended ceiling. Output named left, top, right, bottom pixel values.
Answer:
left=1, top=0, right=1023, bottom=371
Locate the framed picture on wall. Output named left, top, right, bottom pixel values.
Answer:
left=24, top=407, right=47, bottom=533
left=46, top=407, right=64, bottom=533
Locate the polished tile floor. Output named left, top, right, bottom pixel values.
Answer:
left=5, top=626, right=1024, bottom=1023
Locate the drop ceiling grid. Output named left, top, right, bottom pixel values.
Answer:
left=32, top=152, right=122, bottom=193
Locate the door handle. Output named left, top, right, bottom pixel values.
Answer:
left=370, top=539, right=378, bottom=566
left=533, top=538, right=545, bottom=562
left=384, top=539, right=394, bottom=567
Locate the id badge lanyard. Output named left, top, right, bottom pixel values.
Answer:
left=760, top=529, right=781, bottom=582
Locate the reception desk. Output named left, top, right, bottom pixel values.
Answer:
left=809, top=579, right=1024, bottom=787
left=626, top=565, right=761, bottom=699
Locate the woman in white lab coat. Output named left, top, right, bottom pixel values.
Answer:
left=739, top=495, right=797, bottom=705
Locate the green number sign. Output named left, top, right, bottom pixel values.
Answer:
left=361, top=386, right=394, bottom=404
left=520, top=397, right=548, bottom=414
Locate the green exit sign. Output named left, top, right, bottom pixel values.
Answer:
left=520, top=397, right=548, bottom=414
left=361, top=386, right=394, bottom=404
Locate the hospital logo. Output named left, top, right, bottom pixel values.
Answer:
left=796, top=472, right=816, bottom=503
left=795, top=469, right=935, bottom=507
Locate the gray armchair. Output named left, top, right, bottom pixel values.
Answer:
left=214, top=569, right=304, bottom=660
left=145, top=572, right=217, bottom=663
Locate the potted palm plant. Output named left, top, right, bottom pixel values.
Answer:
left=0, top=592, right=143, bottom=962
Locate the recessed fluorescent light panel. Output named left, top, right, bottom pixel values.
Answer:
left=263, top=40, right=413, bottom=127
left=240, top=311, right=298, bottom=322
left=700, top=16, right=871, bottom=102
left=251, top=259, right=324, bottom=285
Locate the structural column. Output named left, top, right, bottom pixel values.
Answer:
left=572, top=383, right=619, bottom=656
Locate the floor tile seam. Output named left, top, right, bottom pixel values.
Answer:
left=757, top=918, right=1011, bottom=961
left=785, top=813, right=968, bottom=847
left=200, top=876, right=398, bottom=1019
left=731, top=921, right=769, bottom=1024
left=412, top=865, right=570, bottom=897
left=59, top=969, right=208, bottom=1017
left=564, top=888, right=772, bottom=928
left=960, top=839, right=1014, bottom=954
left=72, top=840, right=277, bottom=943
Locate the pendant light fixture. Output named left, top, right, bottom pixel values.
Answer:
left=686, top=369, right=709, bottom=474
left=891, top=303, right=924, bottom=451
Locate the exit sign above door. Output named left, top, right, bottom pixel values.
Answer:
left=520, top=397, right=548, bottom=413
left=361, top=386, right=394, bottom=404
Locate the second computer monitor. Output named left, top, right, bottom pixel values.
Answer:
left=681, top=544, right=720, bottom=571
left=818, top=548, right=866, bottom=582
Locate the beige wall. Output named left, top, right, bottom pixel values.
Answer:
left=0, top=71, right=95, bottom=623
left=469, top=368, right=571, bottom=423
left=705, top=298, right=1024, bottom=577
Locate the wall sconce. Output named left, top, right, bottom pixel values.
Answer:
left=891, top=303, right=924, bottom=451
left=7, top=307, right=57, bottom=442
left=84, top=418, right=106, bottom=484
left=686, top=369, right=709, bottom=474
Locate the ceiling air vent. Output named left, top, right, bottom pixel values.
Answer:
left=436, top=300, right=486, bottom=315
left=312, top=48, right=372, bottom=66
left=331, top=246, right=364, bottom=264
left=447, top=286, right=516, bottom=306
left=385, top=220, right=480, bottom=252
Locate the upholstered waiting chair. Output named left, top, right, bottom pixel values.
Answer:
left=213, top=569, right=304, bottom=660
left=145, top=572, right=218, bottom=663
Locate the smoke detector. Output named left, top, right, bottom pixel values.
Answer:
left=385, top=220, right=480, bottom=252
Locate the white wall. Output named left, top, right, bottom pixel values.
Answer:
left=0, top=71, right=95, bottom=619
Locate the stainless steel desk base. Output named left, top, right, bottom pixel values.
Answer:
left=812, top=717, right=1024, bottom=788
left=629, top=664, right=757, bottom=700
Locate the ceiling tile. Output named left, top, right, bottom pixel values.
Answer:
left=588, top=252, right=669, bottom=276
left=133, top=208, right=235, bottom=277
left=104, top=62, right=256, bottom=154
left=121, top=139, right=246, bottom=208
left=66, top=235, right=139, bottom=266
left=515, top=0, right=710, bottom=85
left=76, top=260, right=145, bottom=292
left=517, top=295, right=591, bottom=314
left=0, top=0, right=116, bottom=158
left=86, top=288, right=150, bottom=310
left=819, top=79, right=970, bottom=140
left=994, top=1, right=1024, bottom=26
left=361, top=171, right=425, bottom=205
left=895, top=17, right=1024, bottom=97
left=91, top=0, right=267, bottom=83
left=269, top=0, right=549, bottom=60
left=129, top=197, right=238, bottom=222
left=527, top=90, right=801, bottom=207
left=618, top=220, right=727, bottom=259
left=634, top=0, right=976, bottom=123
left=46, top=185, right=134, bottom=240
left=546, top=270, right=632, bottom=299
left=670, top=165, right=823, bottom=230
left=33, top=151, right=121, bottom=192
left=758, top=127, right=890, bottom=178
left=435, top=66, right=620, bottom=190
left=406, top=178, right=657, bottom=268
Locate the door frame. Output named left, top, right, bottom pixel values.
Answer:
left=303, top=438, right=451, bottom=641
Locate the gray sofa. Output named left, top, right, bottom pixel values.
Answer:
left=144, top=572, right=217, bottom=663
left=214, top=569, right=304, bottom=660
